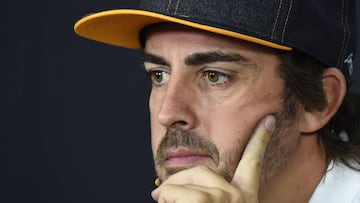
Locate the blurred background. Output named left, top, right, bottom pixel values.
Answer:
left=4, top=0, right=155, bottom=202
left=2, top=0, right=360, bottom=202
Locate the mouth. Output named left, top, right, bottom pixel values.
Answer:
left=165, top=147, right=215, bottom=168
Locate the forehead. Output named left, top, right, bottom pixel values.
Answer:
left=143, top=23, right=278, bottom=56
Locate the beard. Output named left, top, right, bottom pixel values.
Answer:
left=153, top=98, right=297, bottom=184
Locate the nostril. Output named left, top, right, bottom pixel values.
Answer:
left=178, top=121, right=187, bottom=126
left=170, top=120, right=189, bottom=129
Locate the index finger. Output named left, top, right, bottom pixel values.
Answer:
left=231, top=115, right=275, bottom=194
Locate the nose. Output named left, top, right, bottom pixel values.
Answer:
left=156, top=77, right=197, bottom=131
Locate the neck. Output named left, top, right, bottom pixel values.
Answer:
left=259, top=134, right=327, bottom=203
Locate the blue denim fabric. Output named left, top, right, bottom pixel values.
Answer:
left=139, top=0, right=357, bottom=83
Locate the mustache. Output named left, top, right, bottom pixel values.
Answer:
left=155, top=128, right=220, bottom=166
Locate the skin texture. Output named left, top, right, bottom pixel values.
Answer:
left=142, top=24, right=346, bottom=203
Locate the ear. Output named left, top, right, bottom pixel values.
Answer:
left=299, top=68, right=347, bottom=133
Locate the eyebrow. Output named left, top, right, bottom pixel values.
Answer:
left=140, top=51, right=170, bottom=66
left=185, top=51, right=250, bottom=65
left=140, top=50, right=250, bottom=66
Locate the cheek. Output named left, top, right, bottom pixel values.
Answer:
left=150, top=120, right=163, bottom=157
left=205, top=109, right=258, bottom=160
left=201, top=93, right=282, bottom=142
left=199, top=88, right=283, bottom=162
left=149, top=93, right=163, bottom=157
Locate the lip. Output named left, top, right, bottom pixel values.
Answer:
left=165, top=147, right=214, bottom=168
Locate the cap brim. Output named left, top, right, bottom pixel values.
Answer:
left=74, top=9, right=292, bottom=50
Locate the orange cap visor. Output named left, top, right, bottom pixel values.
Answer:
left=74, top=9, right=292, bottom=50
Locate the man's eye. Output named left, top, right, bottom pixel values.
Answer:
left=204, top=70, right=230, bottom=86
left=148, top=70, right=170, bottom=85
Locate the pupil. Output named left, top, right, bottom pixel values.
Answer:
left=154, top=72, right=162, bottom=82
left=209, top=72, right=218, bottom=82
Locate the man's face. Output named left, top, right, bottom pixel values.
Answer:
left=143, top=24, right=300, bottom=183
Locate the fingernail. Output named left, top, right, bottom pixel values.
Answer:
left=264, top=115, right=276, bottom=132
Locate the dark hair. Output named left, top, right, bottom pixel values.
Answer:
left=278, top=50, right=360, bottom=170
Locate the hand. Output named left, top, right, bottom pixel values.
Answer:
left=151, top=115, right=276, bottom=203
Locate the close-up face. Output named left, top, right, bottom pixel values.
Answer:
left=142, top=24, right=302, bottom=183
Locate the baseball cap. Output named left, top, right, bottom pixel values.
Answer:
left=74, top=0, right=357, bottom=83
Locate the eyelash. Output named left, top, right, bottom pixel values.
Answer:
left=146, top=69, right=170, bottom=86
left=202, top=70, right=231, bottom=87
left=145, top=69, right=232, bottom=88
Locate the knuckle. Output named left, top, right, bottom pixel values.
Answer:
left=231, top=192, right=245, bottom=203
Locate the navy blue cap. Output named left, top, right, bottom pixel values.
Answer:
left=74, top=0, right=358, bottom=84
